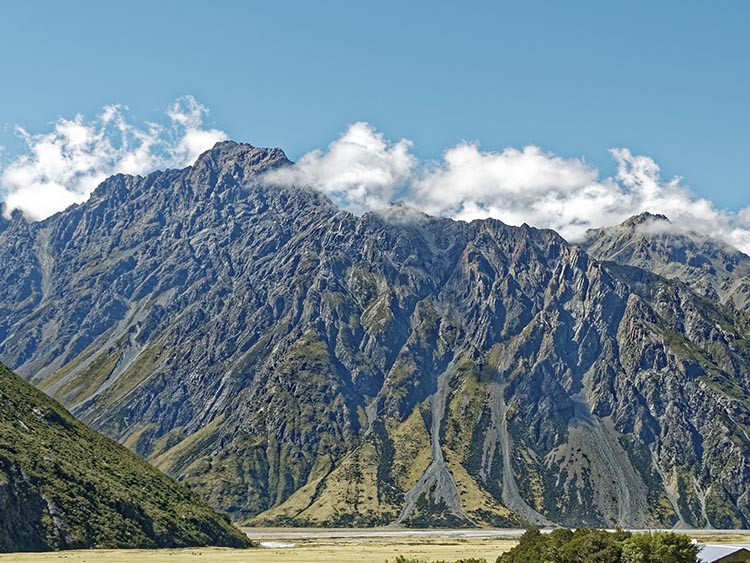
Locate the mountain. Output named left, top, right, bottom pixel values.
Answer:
left=2, top=142, right=750, bottom=528
left=582, top=212, right=750, bottom=311
left=0, top=363, right=251, bottom=552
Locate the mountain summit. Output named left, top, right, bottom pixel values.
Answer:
left=2, top=142, right=750, bottom=528
left=583, top=213, right=750, bottom=310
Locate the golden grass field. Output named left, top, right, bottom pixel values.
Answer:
left=2, top=529, right=749, bottom=563
left=0, top=537, right=517, bottom=563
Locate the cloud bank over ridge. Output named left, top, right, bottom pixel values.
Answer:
left=2, top=103, right=749, bottom=254
left=0, top=96, right=225, bottom=220
left=266, top=123, right=750, bottom=254
left=264, top=122, right=415, bottom=215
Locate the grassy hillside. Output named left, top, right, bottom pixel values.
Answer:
left=0, top=363, right=251, bottom=552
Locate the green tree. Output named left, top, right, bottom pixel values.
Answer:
left=497, top=528, right=696, bottom=563
left=621, top=532, right=697, bottom=563
left=561, top=529, right=622, bottom=563
left=497, top=529, right=548, bottom=563
left=621, top=533, right=652, bottom=563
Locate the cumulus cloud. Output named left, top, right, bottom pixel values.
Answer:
left=165, top=96, right=227, bottom=166
left=263, top=122, right=415, bottom=214
left=409, top=143, right=627, bottom=240
left=1, top=96, right=226, bottom=220
left=408, top=144, right=746, bottom=244
left=267, top=123, right=750, bottom=254
left=4, top=109, right=750, bottom=255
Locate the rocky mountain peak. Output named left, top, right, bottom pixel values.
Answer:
left=622, top=211, right=670, bottom=227
left=85, top=140, right=292, bottom=204
left=192, top=140, right=291, bottom=176
left=582, top=212, right=750, bottom=310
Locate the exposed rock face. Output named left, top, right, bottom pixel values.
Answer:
left=582, top=212, right=750, bottom=311
left=0, top=364, right=251, bottom=552
left=2, top=142, right=750, bottom=528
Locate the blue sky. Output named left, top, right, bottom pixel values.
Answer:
left=1, top=1, right=749, bottom=246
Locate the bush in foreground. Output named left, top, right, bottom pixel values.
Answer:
left=496, top=528, right=697, bottom=563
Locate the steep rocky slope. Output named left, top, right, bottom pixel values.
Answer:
left=2, top=142, right=750, bottom=528
left=582, top=212, right=750, bottom=311
left=0, top=363, right=251, bottom=552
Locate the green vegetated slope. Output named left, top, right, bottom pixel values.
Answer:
left=0, top=363, right=251, bottom=552
left=2, top=142, right=750, bottom=529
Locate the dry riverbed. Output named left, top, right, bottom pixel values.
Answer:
left=2, top=528, right=749, bottom=563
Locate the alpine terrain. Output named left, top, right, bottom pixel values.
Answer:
left=1, top=141, right=750, bottom=529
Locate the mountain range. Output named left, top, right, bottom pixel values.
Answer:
left=1, top=141, right=750, bottom=528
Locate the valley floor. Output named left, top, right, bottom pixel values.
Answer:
left=2, top=528, right=750, bottom=563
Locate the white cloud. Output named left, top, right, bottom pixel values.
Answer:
left=263, top=122, right=415, bottom=214
left=408, top=143, right=629, bottom=240
left=4, top=109, right=750, bottom=256
left=1, top=96, right=226, bottom=220
left=267, top=123, right=750, bottom=254
left=166, top=96, right=227, bottom=166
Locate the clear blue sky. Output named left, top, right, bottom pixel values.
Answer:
left=0, top=0, right=748, bottom=209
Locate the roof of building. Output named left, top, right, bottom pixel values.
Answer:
left=698, top=544, right=750, bottom=563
